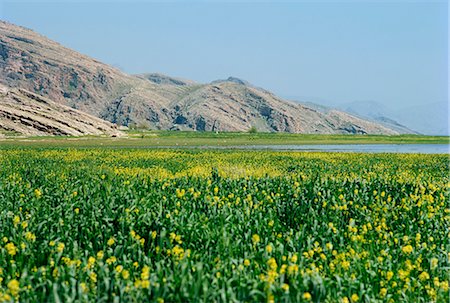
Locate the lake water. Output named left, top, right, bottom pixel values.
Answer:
left=217, top=144, right=450, bottom=154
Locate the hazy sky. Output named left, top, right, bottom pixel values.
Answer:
left=1, top=0, right=447, bottom=109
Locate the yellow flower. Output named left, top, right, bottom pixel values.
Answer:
left=122, top=270, right=130, bottom=280
left=57, top=243, right=65, bottom=253
left=386, top=271, right=394, bottom=281
left=89, top=272, right=97, bottom=283
left=80, top=282, right=88, bottom=293
left=288, top=264, right=299, bottom=275
left=351, top=293, right=359, bottom=302
left=106, top=256, right=117, bottom=265
left=13, top=216, right=20, bottom=226
left=290, top=254, right=298, bottom=263
left=430, top=258, right=438, bottom=270
left=281, top=283, right=289, bottom=292
left=267, top=258, right=277, bottom=270
left=88, top=256, right=96, bottom=267
left=7, top=279, right=20, bottom=297
left=398, top=269, right=408, bottom=280
left=115, top=265, right=123, bottom=273
left=252, top=234, right=260, bottom=244
left=141, top=266, right=150, bottom=280
left=379, top=288, right=387, bottom=297
left=341, top=260, right=350, bottom=270
left=107, top=238, right=115, bottom=246
left=49, top=241, right=55, bottom=247
left=141, top=280, right=150, bottom=289
left=244, top=259, right=250, bottom=266
left=34, top=188, right=42, bottom=198
left=151, top=231, right=157, bottom=239
left=176, top=188, right=186, bottom=198
left=433, top=277, right=440, bottom=287
left=5, top=243, right=17, bottom=256
left=418, top=271, right=430, bottom=281
left=303, top=292, right=312, bottom=301
left=341, top=297, right=349, bottom=303
left=402, top=245, right=413, bottom=254
left=97, top=251, right=104, bottom=260
left=74, top=208, right=80, bottom=214
left=25, top=232, right=36, bottom=242
left=266, top=244, right=273, bottom=253
left=440, top=281, right=449, bottom=291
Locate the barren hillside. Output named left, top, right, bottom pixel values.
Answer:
left=0, top=20, right=401, bottom=135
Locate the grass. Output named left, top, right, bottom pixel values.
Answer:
left=0, top=131, right=448, bottom=148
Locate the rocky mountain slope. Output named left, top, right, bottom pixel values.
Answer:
left=0, top=20, right=401, bottom=135
left=0, top=84, right=121, bottom=137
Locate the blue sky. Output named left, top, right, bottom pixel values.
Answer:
left=1, top=0, right=447, bottom=110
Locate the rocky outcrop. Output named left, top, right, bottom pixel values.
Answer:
left=0, top=84, right=122, bottom=136
left=136, top=73, right=196, bottom=86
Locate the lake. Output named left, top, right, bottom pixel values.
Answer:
left=215, top=144, right=450, bottom=154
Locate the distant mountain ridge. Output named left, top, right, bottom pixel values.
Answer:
left=0, top=20, right=405, bottom=135
left=340, top=100, right=448, bottom=136
left=288, top=95, right=447, bottom=136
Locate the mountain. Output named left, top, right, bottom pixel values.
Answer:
left=0, top=20, right=400, bottom=135
left=138, top=76, right=399, bottom=133
left=340, top=100, right=448, bottom=135
left=339, top=101, right=418, bottom=134
left=293, top=99, right=415, bottom=134
left=390, top=101, right=448, bottom=136
left=0, top=84, right=121, bottom=137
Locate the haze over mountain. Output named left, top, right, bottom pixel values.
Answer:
left=0, top=20, right=406, bottom=136
left=341, top=100, right=449, bottom=136
left=288, top=95, right=447, bottom=135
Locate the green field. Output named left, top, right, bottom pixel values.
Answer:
left=0, top=148, right=448, bottom=302
left=1, top=131, right=449, bottom=148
